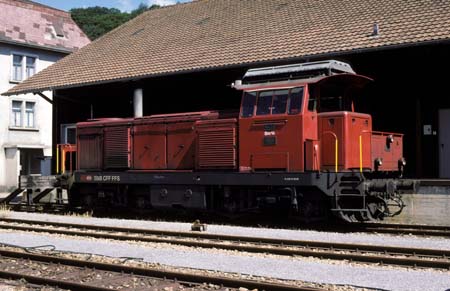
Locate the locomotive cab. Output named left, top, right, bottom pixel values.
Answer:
left=238, top=85, right=311, bottom=172
left=235, top=60, right=404, bottom=174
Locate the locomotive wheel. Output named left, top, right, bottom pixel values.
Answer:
left=353, top=210, right=371, bottom=222
left=367, top=199, right=387, bottom=220
left=83, top=194, right=95, bottom=209
left=348, top=213, right=359, bottom=222
left=363, top=209, right=377, bottom=222
left=340, top=208, right=377, bottom=222
left=385, top=196, right=405, bottom=217
left=336, top=211, right=356, bottom=222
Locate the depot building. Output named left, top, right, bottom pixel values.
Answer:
left=3, top=0, right=450, bottom=179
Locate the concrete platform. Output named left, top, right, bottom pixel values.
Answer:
left=387, top=194, right=450, bottom=226
left=418, top=179, right=450, bottom=186
left=418, top=179, right=450, bottom=195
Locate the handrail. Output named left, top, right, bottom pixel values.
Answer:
left=371, top=130, right=403, bottom=137
left=322, top=131, right=338, bottom=173
left=56, top=146, right=60, bottom=174
left=313, top=143, right=319, bottom=171
left=359, top=135, right=363, bottom=173
left=56, top=144, right=77, bottom=174
left=359, top=130, right=371, bottom=173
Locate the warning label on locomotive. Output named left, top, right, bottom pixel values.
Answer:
left=80, top=175, right=120, bottom=182
left=94, top=175, right=121, bottom=182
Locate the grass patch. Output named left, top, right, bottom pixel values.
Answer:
left=0, top=204, right=11, bottom=218
left=64, top=210, right=93, bottom=218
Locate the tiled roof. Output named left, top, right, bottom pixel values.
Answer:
left=4, top=0, right=450, bottom=96
left=0, top=0, right=90, bottom=53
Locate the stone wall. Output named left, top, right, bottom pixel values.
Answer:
left=387, top=194, right=450, bottom=226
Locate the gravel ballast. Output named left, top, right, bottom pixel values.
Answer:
left=0, top=212, right=449, bottom=291
left=0, top=231, right=449, bottom=291
left=2, top=211, right=450, bottom=251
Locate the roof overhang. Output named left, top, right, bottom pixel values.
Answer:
left=0, top=38, right=74, bottom=54
left=2, top=38, right=449, bottom=97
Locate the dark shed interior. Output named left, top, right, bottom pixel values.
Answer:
left=54, top=42, right=450, bottom=178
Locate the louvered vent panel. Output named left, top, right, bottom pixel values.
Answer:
left=104, top=127, right=130, bottom=169
left=78, top=134, right=102, bottom=170
left=197, top=122, right=237, bottom=169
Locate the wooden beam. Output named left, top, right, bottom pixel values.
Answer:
left=35, top=92, right=53, bottom=104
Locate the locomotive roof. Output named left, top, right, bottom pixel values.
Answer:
left=242, top=60, right=355, bottom=83
left=233, top=73, right=372, bottom=92
left=4, top=0, right=450, bottom=96
left=76, top=110, right=229, bottom=127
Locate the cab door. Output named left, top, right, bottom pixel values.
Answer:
left=238, top=87, right=305, bottom=172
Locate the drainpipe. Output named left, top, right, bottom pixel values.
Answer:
left=133, top=88, right=143, bottom=118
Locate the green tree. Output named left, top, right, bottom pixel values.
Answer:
left=70, top=3, right=159, bottom=40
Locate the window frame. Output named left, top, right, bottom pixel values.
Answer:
left=26, top=56, right=37, bottom=79
left=9, top=99, right=38, bottom=130
left=287, top=87, right=305, bottom=115
left=272, top=89, right=290, bottom=115
left=11, top=100, right=23, bottom=127
left=60, top=123, right=77, bottom=144
left=10, top=52, right=38, bottom=83
left=25, top=101, right=36, bottom=128
left=240, top=91, right=257, bottom=118
left=255, top=91, right=273, bottom=116
left=242, top=87, right=303, bottom=117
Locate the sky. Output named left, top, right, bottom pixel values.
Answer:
left=33, top=0, right=192, bottom=12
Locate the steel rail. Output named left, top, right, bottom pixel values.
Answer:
left=0, top=270, right=123, bottom=291
left=2, top=217, right=449, bottom=247
left=0, top=249, right=323, bottom=291
left=0, top=218, right=449, bottom=270
left=354, top=222, right=450, bottom=237
left=4, top=207, right=450, bottom=237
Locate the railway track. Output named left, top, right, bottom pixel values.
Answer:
left=353, top=222, right=450, bottom=237
left=0, top=248, right=321, bottom=291
left=7, top=204, right=450, bottom=238
left=0, top=217, right=449, bottom=270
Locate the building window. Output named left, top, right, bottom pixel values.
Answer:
left=12, top=55, right=23, bottom=81
left=10, top=101, right=36, bottom=129
left=26, top=57, right=36, bottom=78
left=60, top=124, right=77, bottom=144
left=11, top=101, right=22, bottom=127
left=25, top=102, right=35, bottom=128
left=11, top=54, right=37, bottom=82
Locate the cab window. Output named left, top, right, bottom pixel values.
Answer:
left=288, top=87, right=304, bottom=114
left=272, top=89, right=289, bottom=114
left=241, top=91, right=256, bottom=117
left=256, top=91, right=272, bottom=115
left=244, top=87, right=304, bottom=117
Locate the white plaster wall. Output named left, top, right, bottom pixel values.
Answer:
left=0, top=43, right=65, bottom=190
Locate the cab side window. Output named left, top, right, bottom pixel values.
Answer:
left=288, top=87, right=303, bottom=115
left=241, top=91, right=257, bottom=117
left=307, top=97, right=317, bottom=112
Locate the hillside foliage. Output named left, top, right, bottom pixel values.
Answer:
left=70, top=3, right=159, bottom=40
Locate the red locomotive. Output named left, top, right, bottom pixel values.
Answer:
left=69, top=60, right=414, bottom=222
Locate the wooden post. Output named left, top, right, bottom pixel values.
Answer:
left=415, top=96, right=422, bottom=178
